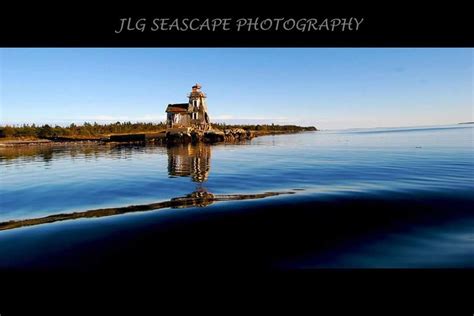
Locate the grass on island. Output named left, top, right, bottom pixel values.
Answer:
left=0, top=122, right=316, bottom=142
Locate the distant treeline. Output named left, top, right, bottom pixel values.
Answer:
left=211, top=123, right=317, bottom=132
left=0, top=122, right=167, bottom=139
left=0, top=122, right=316, bottom=139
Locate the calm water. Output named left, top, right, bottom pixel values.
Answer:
left=0, top=124, right=473, bottom=269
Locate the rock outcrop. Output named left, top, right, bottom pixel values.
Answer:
left=166, top=128, right=254, bottom=144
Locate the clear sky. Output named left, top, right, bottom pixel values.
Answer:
left=0, top=48, right=472, bottom=129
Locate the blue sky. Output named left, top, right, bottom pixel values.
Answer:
left=0, top=48, right=472, bottom=129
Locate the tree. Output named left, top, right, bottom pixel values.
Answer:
left=38, top=125, right=53, bottom=138
left=0, top=126, right=15, bottom=138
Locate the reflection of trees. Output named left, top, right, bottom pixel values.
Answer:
left=0, top=144, right=163, bottom=166
left=167, top=143, right=211, bottom=183
left=0, top=146, right=54, bottom=163
left=41, top=150, right=53, bottom=163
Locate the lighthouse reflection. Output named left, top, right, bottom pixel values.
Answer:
left=167, top=143, right=214, bottom=207
left=167, top=143, right=211, bottom=183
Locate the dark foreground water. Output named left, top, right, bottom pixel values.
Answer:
left=0, top=124, right=473, bottom=270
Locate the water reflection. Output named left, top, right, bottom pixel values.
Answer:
left=167, top=143, right=211, bottom=183
left=0, top=144, right=111, bottom=165
left=0, top=142, right=214, bottom=186
left=0, top=143, right=217, bottom=221
left=0, top=187, right=291, bottom=231
left=167, top=143, right=214, bottom=206
left=0, top=143, right=169, bottom=166
left=2, top=125, right=472, bottom=230
left=0, top=145, right=58, bottom=164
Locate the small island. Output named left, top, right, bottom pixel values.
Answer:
left=0, top=83, right=317, bottom=147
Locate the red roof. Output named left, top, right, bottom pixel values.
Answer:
left=167, top=107, right=188, bottom=113
left=166, top=103, right=189, bottom=113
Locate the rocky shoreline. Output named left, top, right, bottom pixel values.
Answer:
left=166, top=128, right=255, bottom=144
left=0, top=127, right=316, bottom=147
